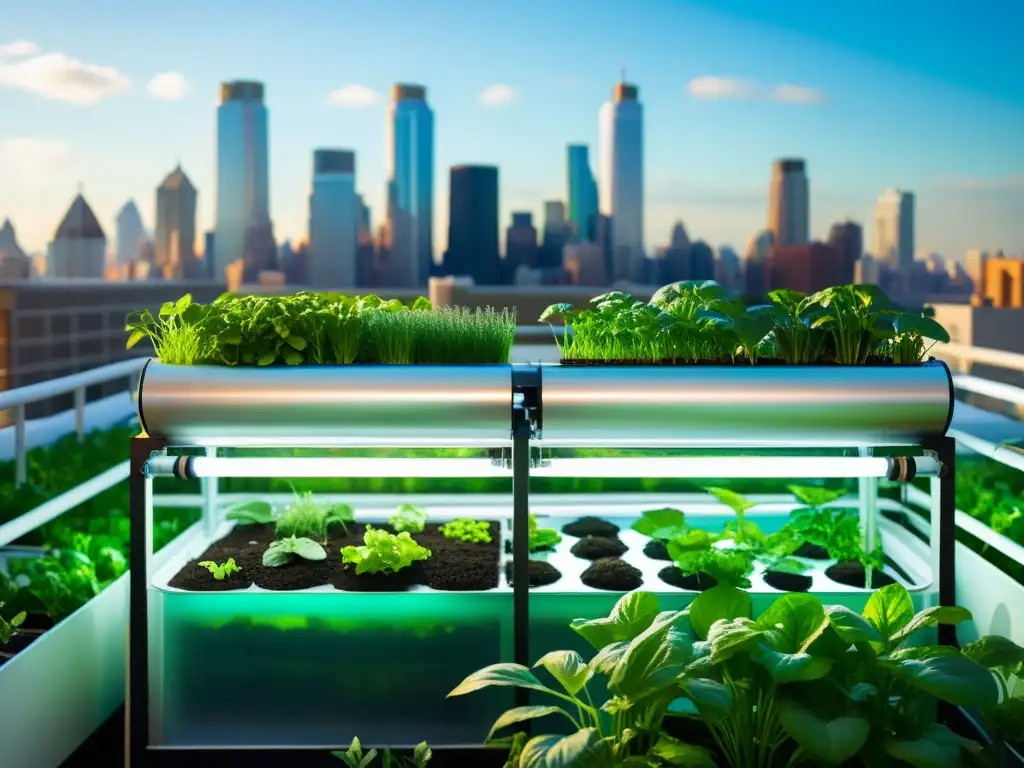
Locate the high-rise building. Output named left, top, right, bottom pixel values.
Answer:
left=308, top=149, right=357, bottom=289
left=827, top=219, right=862, bottom=285
left=965, top=248, right=989, bottom=295
left=983, top=257, right=1024, bottom=309
left=768, top=159, right=809, bottom=246
left=539, top=201, right=570, bottom=269
left=872, top=188, right=915, bottom=272
left=0, top=219, right=30, bottom=280
left=567, top=144, right=598, bottom=242
left=599, top=80, right=644, bottom=280
left=115, top=201, right=145, bottom=267
left=443, top=165, right=499, bottom=286
left=47, top=193, right=106, bottom=279
left=505, top=212, right=539, bottom=274
left=203, top=231, right=215, bottom=278
left=155, top=165, right=199, bottom=279
left=387, top=83, right=434, bottom=286
left=689, top=241, right=715, bottom=282
left=766, top=242, right=845, bottom=294
left=215, top=81, right=270, bottom=279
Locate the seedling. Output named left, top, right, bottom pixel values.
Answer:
left=341, top=526, right=431, bottom=575
left=439, top=518, right=492, bottom=544
left=263, top=536, right=328, bottom=567
left=125, top=293, right=212, bottom=365
left=666, top=529, right=756, bottom=588
left=631, top=507, right=689, bottom=541
left=276, top=492, right=353, bottom=543
left=528, top=515, right=562, bottom=551
left=389, top=503, right=427, bottom=534
left=0, top=602, right=26, bottom=645
left=332, top=736, right=432, bottom=767
left=705, top=486, right=759, bottom=546
left=198, top=558, right=240, bottom=581
left=225, top=499, right=275, bottom=526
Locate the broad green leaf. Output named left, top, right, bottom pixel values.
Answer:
left=757, top=593, right=829, bottom=652
left=889, top=605, right=972, bottom=648
left=706, top=617, right=765, bottom=664
left=520, top=728, right=612, bottom=768
left=787, top=485, right=847, bottom=507
left=886, top=644, right=960, bottom=662
left=690, top=585, right=752, bottom=640
left=884, top=654, right=1000, bottom=708
left=863, top=584, right=915, bottom=645
left=778, top=699, right=870, bottom=763
left=850, top=682, right=878, bottom=702
left=486, top=706, right=566, bottom=741
left=126, top=329, right=147, bottom=349
left=704, top=487, right=757, bottom=516
left=826, top=605, right=883, bottom=645
left=752, top=641, right=833, bottom=684
left=448, top=663, right=551, bottom=698
left=262, top=546, right=292, bottom=567
left=650, top=734, right=716, bottom=767
left=589, top=641, right=629, bottom=676
left=609, top=611, right=694, bottom=701
left=680, top=678, right=732, bottom=724
left=961, top=635, right=1024, bottom=671
left=225, top=499, right=275, bottom=525
left=292, top=537, right=327, bottom=561
left=885, top=724, right=977, bottom=768
left=570, top=591, right=661, bottom=650
left=632, top=508, right=685, bottom=539
left=534, top=651, right=593, bottom=696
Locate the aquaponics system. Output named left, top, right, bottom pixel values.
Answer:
left=126, top=286, right=971, bottom=764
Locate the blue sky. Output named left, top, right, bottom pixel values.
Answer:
left=1, top=0, right=1022, bottom=260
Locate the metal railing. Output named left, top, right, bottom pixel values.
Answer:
left=0, top=357, right=146, bottom=487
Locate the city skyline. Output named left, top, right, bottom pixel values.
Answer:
left=1, top=0, right=1022, bottom=259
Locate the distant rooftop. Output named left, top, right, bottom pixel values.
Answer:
left=614, top=83, right=639, bottom=102
left=393, top=83, right=427, bottom=102
left=160, top=164, right=195, bottom=191
left=54, top=194, right=105, bottom=241
left=220, top=81, right=264, bottom=104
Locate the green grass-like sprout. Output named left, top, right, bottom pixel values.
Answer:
left=439, top=518, right=492, bottom=544
left=197, top=558, right=240, bottom=581
left=275, top=492, right=353, bottom=543
left=0, top=602, right=27, bottom=645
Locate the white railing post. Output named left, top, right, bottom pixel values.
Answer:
left=202, top=447, right=219, bottom=539
left=14, top=404, right=26, bottom=487
left=74, top=387, right=86, bottom=443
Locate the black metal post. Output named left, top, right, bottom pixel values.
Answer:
left=511, top=405, right=531, bottom=710
left=128, top=436, right=166, bottom=768
left=934, top=435, right=957, bottom=647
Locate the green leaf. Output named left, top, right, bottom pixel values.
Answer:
left=752, top=642, right=833, bottom=684
left=485, top=705, right=566, bottom=741
left=632, top=508, right=686, bottom=539
left=704, top=487, right=757, bottom=516
left=448, top=663, right=551, bottom=698
left=680, top=678, right=732, bottom=724
left=757, top=593, right=829, bottom=652
left=889, top=605, right=972, bottom=648
left=520, top=728, right=612, bottom=768
left=588, top=641, right=629, bottom=676
left=570, top=591, right=661, bottom=650
left=863, top=583, right=914, bottom=646
left=126, top=329, right=147, bottom=349
left=285, top=334, right=307, bottom=350
left=778, top=700, right=870, bottom=763
left=884, top=653, right=1000, bottom=708
left=885, top=724, right=976, bottom=768
left=689, top=585, right=752, bottom=640
left=262, top=545, right=293, bottom=567
left=225, top=499, right=275, bottom=525
left=826, top=605, right=884, bottom=645
left=292, top=537, right=327, bottom=561
left=850, top=682, right=878, bottom=701
left=608, top=610, right=694, bottom=701
left=961, top=635, right=1024, bottom=671
left=706, top=617, right=765, bottom=664
left=787, top=484, right=847, bottom=507
left=650, top=734, right=716, bottom=767
left=534, top=651, right=593, bottom=696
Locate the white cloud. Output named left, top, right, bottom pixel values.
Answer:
left=0, top=40, right=39, bottom=59
left=0, top=138, right=72, bottom=187
left=146, top=71, right=189, bottom=100
left=0, top=51, right=130, bottom=105
left=687, top=76, right=825, bottom=105
left=479, top=83, right=516, bottom=107
left=324, top=84, right=381, bottom=108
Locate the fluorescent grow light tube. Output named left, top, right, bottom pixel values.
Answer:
left=145, top=456, right=511, bottom=480
left=532, top=456, right=941, bottom=480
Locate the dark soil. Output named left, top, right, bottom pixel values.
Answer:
left=825, top=560, right=896, bottom=589
left=505, top=559, right=563, bottom=588
left=560, top=356, right=901, bottom=367
left=169, top=521, right=500, bottom=593
left=763, top=570, right=813, bottom=592
left=581, top=558, right=643, bottom=591
left=794, top=541, right=830, bottom=560
left=658, top=567, right=718, bottom=591
left=644, top=539, right=672, bottom=561
left=570, top=535, right=628, bottom=561
left=562, top=517, right=620, bottom=538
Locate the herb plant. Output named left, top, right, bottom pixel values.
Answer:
left=198, top=558, right=240, bottom=581
left=225, top=499, right=276, bottom=525
left=263, top=536, right=328, bottom=567
left=332, top=737, right=432, bottom=767
left=341, top=526, right=431, bottom=575
left=389, top=503, right=427, bottom=534
left=439, top=518, right=492, bottom=544
left=276, top=493, right=354, bottom=542
left=528, top=514, right=562, bottom=551
left=0, top=602, right=26, bottom=645
left=631, top=506, right=689, bottom=541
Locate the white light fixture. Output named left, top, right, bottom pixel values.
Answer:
left=147, top=456, right=511, bottom=479
left=532, top=456, right=901, bottom=479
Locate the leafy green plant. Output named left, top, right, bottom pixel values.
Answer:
left=705, top=486, right=759, bottom=546
left=808, top=284, right=891, bottom=364
left=125, top=293, right=212, bottom=365
left=389, top=503, right=427, bottom=534
left=439, top=518, right=492, bottom=544
left=263, top=536, right=328, bottom=567
left=764, top=289, right=828, bottom=364
left=225, top=499, right=276, bottom=525
left=785, top=485, right=860, bottom=551
left=276, top=493, right=354, bottom=542
left=964, top=636, right=1024, bottom=755
left=332, top=737, right=432, bottom=767
left=876, top=310, right=951, bottom=364
left=0, top=602, right=26, bottom=645
left=666, top=530, right=757, bottom=588
left=528, top=514, right=562, bottom=551
left=631, top=507, right=689, bottom=541
left=198, top=558, right=240, bottom=581
left=341, top=526, right=431, bottom=575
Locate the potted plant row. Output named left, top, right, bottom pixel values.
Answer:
left=540, top=282, right=950, bottom=366
left=126, top=292, right=517, bottom=366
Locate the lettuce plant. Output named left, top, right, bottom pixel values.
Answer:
left=263, top=536, right=327, bottom=567
left=389, top=504, right=427, bottom=534
left=439, top=518, right=492, bottom=544
left=0, top=602, right=26, bottom=645
left=341, top=526, right=431, bottom=575
left=528, top=514, right=562, bottom=551
left=198, top=558, right=240, bottom=581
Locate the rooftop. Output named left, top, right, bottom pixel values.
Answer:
left=54, top=194, right=105, bottom=241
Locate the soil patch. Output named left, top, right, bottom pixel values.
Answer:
left=505, top=560, right=562, bottom=588
left=581, top=558, right=643, bottom=591
left=794, top=542, right=830, bottom=560
left=643, top=539, right=672, bottom=561
left=562, top=517, right=620, bottom=538
left=168, top=522, right=500, bottom=593
left=658, top=567, right=717, bottom=591
left=825, top=560, right=896, bottom=589
left=763, top=570, right=813, bottom=593
left=570, top=535, right=628, bottom=561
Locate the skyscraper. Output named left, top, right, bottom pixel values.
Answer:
left=444, top=165, right=499, bottom=286
left=48, top=193, right=106, bottom=279
left=539, top=201, right=570, bottom=269
left=768, top=159, right=809, bottom=246
left=873, top=188, right=915, bottom=272
left=598, top=80, right=644, bottom=280
left=115, top=201, right=145, bottom=267
left=387, top=83, right=434, bottom=286
left=567, top=144, right=598, bottom=241
left=155, top=165, right=198, bottom=278
left=827, top=219, right=862, bottom=285
left=215, top=81, right=270, bottom=279
left=308, top=149, right=357, bottom=289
